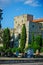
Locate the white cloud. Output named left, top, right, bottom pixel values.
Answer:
left=24, top=0, right=41, bottom=7
left=24, top=0, right=33, bottom=4
left=0, top=0, right=41, bottom=8
left=14, top=0, right=41, bottom=7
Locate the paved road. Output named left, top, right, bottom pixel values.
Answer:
left=0, top=63, right=43, bottom=65
left=0, top=57, right=43, bottom=60
left=0, top=58, right=43, bottom=65
left=0, top=58, right=43, bottom=64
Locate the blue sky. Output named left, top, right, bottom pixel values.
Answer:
left=0, top=0, right=43, bottom=29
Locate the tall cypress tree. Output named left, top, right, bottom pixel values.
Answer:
left=3, top=28, right=10, bottom=49
left=20, top=24, right=26, bottom=52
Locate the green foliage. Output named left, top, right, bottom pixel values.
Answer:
left=18, top=47, right=23, bottom=53
left=12, top=47, right=18, bottom=52
left=16, top=47, right=21, bottom=53
left=12, top=47, right=24, bottom=53
left=35, top=35, right=42, bottom=47
left=31, top=34, right=42, bottom=52
left=26, top=44, right=32, bottom=50
left=32, top=41, right=40, bottom=52
left=40, top=47, right=43, bottom=52
left=24, top=44, right=32, bottom=52
left=42, top=40, right=43, bottom=47
left=0, top=47, right=3, bottom=51
left=5, top=48, right=12, bottom=53
left=28, top=44, right=32, bottom=49
left=3, top=28, right=10, bottom=49
left=0, top=47, right=5, bottom=52
left=20, top=24, right=26, bottom=52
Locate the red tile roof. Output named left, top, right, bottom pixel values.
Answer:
left=33, top=18, right=43, bottom=22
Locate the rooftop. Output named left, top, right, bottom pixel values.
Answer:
left=33, top=18, right=43, bottom=22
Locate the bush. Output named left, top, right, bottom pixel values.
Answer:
left=16, top=47, right=21, bottom=53
left=15, top=47, right=24, bottom=53
left=32, top=41, right=40, bottom=52
left=5, top=48, right=12, bottom=54
left=40, top=47, right=43, bottom=52
left=12, top=47, right=18, bottom=53
left=0, top=47, right=5, bottom=52
left=11, top=47, right=24, bottom=53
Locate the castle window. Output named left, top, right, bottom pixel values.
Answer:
left=16, top=21, right=17, bottom=23
left=17, top=16, right=19, bottom=18
left=18, top=24, right=20, bottom=26
left=32, top=25, right=34, bottom=28
left=23, top=15, right=24, bottom=17
left=39, top=26, right=41, bottom=29
left=22, top=20, right=23, bottom=22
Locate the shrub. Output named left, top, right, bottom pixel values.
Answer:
left=12, top=47, right=18, bottom=53
left=32, top=41, right=40, bottom=52
left=40, top=47, right=43, bottom=52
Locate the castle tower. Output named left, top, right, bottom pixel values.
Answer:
left=14, top=14, right=33, bottom=48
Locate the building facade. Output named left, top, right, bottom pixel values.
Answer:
left=33, top=18, right=43, bottom=38
left=0, top=14, right=43, bottom=48
left=14, top=14, right=43, bottom=48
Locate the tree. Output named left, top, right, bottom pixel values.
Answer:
left=20, top=24, right=26, bottom=52
left=35, top=35, right=42, bottom=47
left=3, top=28, right=10, bottom=49
left=32, top=41, right=40, bottom=52
left=31, top=33, right=35, bottom=48
left=40, top=47, right=43, bottom=52
left=42, top=39, right=43, bottom=47
left=31, top=35, right=42, bottom=52
left=12, top=47, right=17, bottom=52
